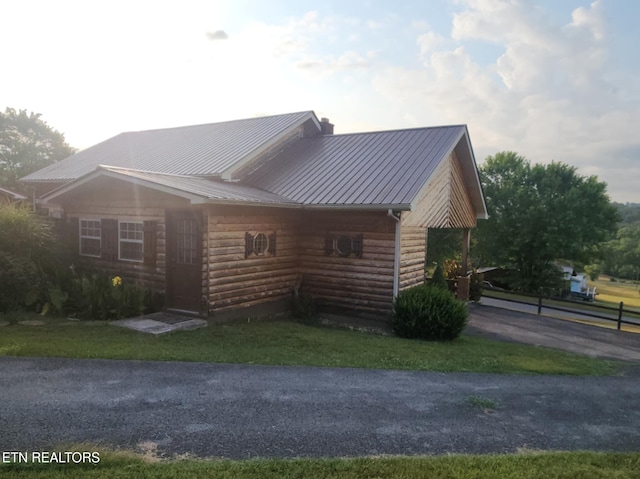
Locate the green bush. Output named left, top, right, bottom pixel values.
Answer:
left=0, top=203, right=68, bottom=313
left=469, top=270, right=484, bottom=302
left=392, top=284, right=468, bottom=341
left=290, top=294, right=316, bottom=322
left=430, top=263, right=448, bottom=290
left=67, top=273, right=145, bottom=320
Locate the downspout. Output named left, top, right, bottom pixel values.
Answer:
left=387, top=209, right=401, bottom=298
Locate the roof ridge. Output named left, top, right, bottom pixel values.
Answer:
left=121, top=111, right=315, bottom=135
left=322, top=124, right=466, bottom=138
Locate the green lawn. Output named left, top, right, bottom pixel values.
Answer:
left=0, top=313, right=621, bottom=375
left=589, top=277, right=640, bottom=310
left=2, top=449, right=639, bottom=479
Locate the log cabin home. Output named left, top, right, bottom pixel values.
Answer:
left=22, top=111, right=487, bottom=319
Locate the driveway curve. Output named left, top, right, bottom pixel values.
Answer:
left=1, top=357, right=640, bottom=459
left=467, top=302, right=640, bottom=362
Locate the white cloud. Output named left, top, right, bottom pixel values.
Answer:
left=373, top=0, right=640, bottom=202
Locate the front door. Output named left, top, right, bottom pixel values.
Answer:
left=166, top=210, right=203, bottom=314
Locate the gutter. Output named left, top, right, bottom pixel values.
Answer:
left=387, top=209, right=401, bottom=298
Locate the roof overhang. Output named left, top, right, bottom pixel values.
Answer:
left=456, top=127, right=488, bottom=220
left=431, top=127, right=487, bottom=220
left=39, top=166, right=412, bottom=212
left=40, top=167, right=207, bottom=205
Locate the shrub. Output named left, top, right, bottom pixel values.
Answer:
left=430, top=263, right=448, bottom=290
left=67, top=273, right=145, bottom=320
left=290, top=294, right=316, bottom=322
left=469, top=270, right=484, bottom=302
left=392, top=284, right=468, bottom=341
left=0, top=203, right=68, bottom=313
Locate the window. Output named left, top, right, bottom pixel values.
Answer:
left=79, top=219, right=101, bottom=257
left=177, top=218, right=198, bottom=264
left=325, top=233, right=363, bottom=258
left=245, top=232, right=276, bottom=258
left=119, top=221, right=144, bottom=262
left=253, top=233, right=269, bottom=256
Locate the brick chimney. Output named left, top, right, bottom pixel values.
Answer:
left=320, top=117, right=334, bottom=135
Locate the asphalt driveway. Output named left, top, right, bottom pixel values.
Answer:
left=467, top=302, right=640, bottom=362
left=1, top=356, right=640, bottom=459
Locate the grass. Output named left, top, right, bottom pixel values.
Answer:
left=0, top=313, right=622, bottom=375
left=1, top=448, right=640, bottom=479
left=465, top=395, right=498, bottom=410
left=589, top=277, right=640, bottom=310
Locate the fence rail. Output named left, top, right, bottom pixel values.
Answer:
left=482, top=289, right=640, bottom=330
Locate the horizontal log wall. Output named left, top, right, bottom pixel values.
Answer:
left=206, top=206, right=299, bottom=313
left=298, top=210, right=395, bottom=315
left=60, top=178, right=189, bottom=294
left=399, top=224, right=426, bottom=291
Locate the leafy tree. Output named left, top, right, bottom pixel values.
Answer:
left=426, top=228, right=462, bottom=266
left=599, top=224, right=640, bottom=280
left=475, top=151, right=619, bottom=293
left=0, top=107, right=75, bottom=189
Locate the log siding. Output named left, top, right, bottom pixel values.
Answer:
left=298, top=211, right=396, bottom=315
left=206, top=206, right=299, bottom=313
left=59, top=180, right=187, bottom=295
left=399, top=224, right=426, bottom=291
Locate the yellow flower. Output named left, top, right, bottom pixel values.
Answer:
left=112, top=276, right=122, bottom=287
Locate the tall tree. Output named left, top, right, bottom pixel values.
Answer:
left=475, top=151, right=619, bottom=293
left=0, top=108, right=75, bottom=189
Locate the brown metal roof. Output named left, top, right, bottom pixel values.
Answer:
left=41, top=166, right=294, bottom=206
left=244, top=125, right=467, bottom=206
left=22, top=111, right=318, bottom=182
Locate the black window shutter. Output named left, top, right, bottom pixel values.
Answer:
left=353, top=234, right=363, bottom=258
left=324, top=235, right=334, bottom=255
left=268, top=232, right=276, bottom=255
left=68, top=217, right=80, bottom=256
left=143, top=221, right=157, bottom=265
left=101, top=219, right=118, bottom=261
left=245, top=232, right=254, bottom=258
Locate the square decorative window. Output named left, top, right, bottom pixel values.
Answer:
left=119, top=221, right=144, bottom=262
left=325, top=233, right=363, bottom=258
left=245, top=232, right=276, bottom=258
left=79, top=219, right=101, bottom=257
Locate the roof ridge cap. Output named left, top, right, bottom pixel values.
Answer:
left=121, top=111, right=316, bottom=135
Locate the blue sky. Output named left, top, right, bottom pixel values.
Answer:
left=2, top=0, right=639, bottom=202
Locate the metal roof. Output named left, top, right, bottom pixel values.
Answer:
left=244, top=125, right=466, bottom=206
left=0, top=186, right=27, bottom=201
left=41, top=166, right=294, bottom=206
left=22, top=111, right=317, bottom=182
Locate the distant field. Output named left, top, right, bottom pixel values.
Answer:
left=589, top=277, right=640, bottom=310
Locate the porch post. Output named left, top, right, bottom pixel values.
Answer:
left=461, top=228, right=471, bottom=275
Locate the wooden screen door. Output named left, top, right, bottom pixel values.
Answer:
left=166, top=210, right=203, bottom=314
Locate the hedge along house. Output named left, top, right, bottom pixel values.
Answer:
left=22, top=111, right=487, bottom=318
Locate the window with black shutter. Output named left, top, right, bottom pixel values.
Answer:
left=143, top=221, right=157, bottom=265
left=100, top=219, right=118, bottom=262
left=325, top=233, right=363, bottom=258
left=245, top=231, right=276, bottom=257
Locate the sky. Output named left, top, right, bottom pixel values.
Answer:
left=1, top=0, right=639, bottom=203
